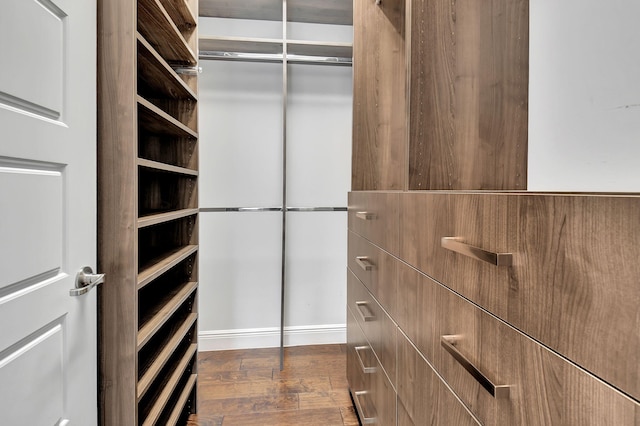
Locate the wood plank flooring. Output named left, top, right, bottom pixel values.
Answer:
left=187, top=344, right=359, bottom=425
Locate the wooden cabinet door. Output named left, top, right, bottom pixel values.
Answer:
left=407, top=0, right=528, bottom=190
left=352, top=0, right=407, bottom=191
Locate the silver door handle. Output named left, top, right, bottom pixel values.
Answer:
left=70, top=266, right=105, bottom=296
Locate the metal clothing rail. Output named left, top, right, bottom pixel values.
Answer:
left=199, top=207, right=347, bottom=212
left=199, top=51, right=353, bottom=66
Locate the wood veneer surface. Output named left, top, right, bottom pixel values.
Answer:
left=399, top=192, right=640, bottom=401
left=97, top=0, right=138, bottom=423
left=351, top=0, right=407, bottom=191
left=186, top=345, right=358, bottom=425
left=408, top=0, right=528, bottom=190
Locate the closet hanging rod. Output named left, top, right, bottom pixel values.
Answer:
left=200, top=207, right=347, bottom=212
left=287, top=54, right=352, bottom=66
left=199, top=51, right=352, bottom=66
left=199, top=51, right=284, bottom=63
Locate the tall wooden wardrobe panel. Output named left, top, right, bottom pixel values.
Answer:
left=98, top=0, right=199, bottom=423
left=407, top=0, right=528, bottom=190
left=351, top=0, right=407, bottom=191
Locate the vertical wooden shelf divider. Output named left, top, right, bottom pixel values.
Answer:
left=98, top=0, right=199, bottom=424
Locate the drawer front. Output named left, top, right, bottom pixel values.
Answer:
left=348, top=231, right=398, bottom=319
left=399, top=192, right=511, bottom=318
left=423, top=270, right=640, bottom=425
left=400, top=192, right=640, bottom=400
left=510, top=194, right=640, bottom=401
left=348, top=191, right=400, bottom=255
left=347, top=306, right=370, bottom=397
left=397, top=332, right=480, bottom=426
left=347, top=270, right=397, bottom=387
left=348, top=308, right=396, bottom=426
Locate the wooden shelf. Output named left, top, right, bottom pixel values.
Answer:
left=138, top=95, right=198, bottom=139
left=159, top=0, right=196, bottom=30
left=138, top=313, right=197, bottom=400
left=99, top=0, right=198, bottom=422
left=140, top=343, right=197, bottom=426
left=200, top=0, right=281, bottom=21
left=138, top=208, right=199, bottom=229
left=199, top=0, right=353, bottom=25
left=137, top=34, right=197, bottom=101
left=138, top=0, right=196, bottom=64
left=138, top=158, right=198, bottom=176
left=165, top=373, right=197, bottom=426
left=138, top=281, right=198, bottom=349
left=138, top=245, right=198, bottom=290
left=199, top=36, right=352, bottom=65
left=200, top=36, right=283, bottom=55
left=288, top=0, right=353, bottom=25
left=288, top=40, right=352, bottom=58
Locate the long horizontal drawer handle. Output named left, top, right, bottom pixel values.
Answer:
left=355, top=256, right=374, bottom=271
left=356, top=211, right=376, bottom=220
left=355, top=346, right=377, bottom=374
left=355, top=301, right=376, bottom=322
left=441, top=237, right=513, bottom=266
left=353, top=390, right=377, bottom=424
left=441, top=335, right=510, bottom=399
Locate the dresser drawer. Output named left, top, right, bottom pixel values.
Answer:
left=399, top=192, right=510, bottom=317
left=347, top=308, right=396, bottom=426
left=348, top=231, right=398, bottom=319
left=347, top=270, right=397, bottom=388
left=400, top=192, right=640, bottom=401
left=347, top=306, right=371, bottom=400
left=416, top=269, right=640, bottom=425
left=397, top=332, right=480, bottom=426
left=348, top=191, right=400, bottom=255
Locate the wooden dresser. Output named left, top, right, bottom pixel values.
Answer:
left=348, top=0, right=640, bottom=424
left=347, top=192, right=640, bottom=425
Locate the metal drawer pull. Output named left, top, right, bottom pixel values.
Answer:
left=441, top=335, right=510, bottom=399
left=356, top=256, right=374, bottom=271
left=441, top=237, right=512, bottom=266
left=355, top=346, right=377, bottom=374
left=355, top=301, right=376, bottom=322
left=353, top=390, right=377, bottom=424
left=356, top=211, right=376, bottom=220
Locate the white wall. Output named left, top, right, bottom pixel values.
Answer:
left=528, top=0, right=640, bottom=191
left=198, top=18, right=353, bottom=350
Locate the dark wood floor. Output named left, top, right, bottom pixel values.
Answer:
left=187, top=344, right=359, bottom=425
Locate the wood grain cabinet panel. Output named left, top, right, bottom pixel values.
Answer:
left=399, top=192, right=511, bottom=317
left=348, top=191, right=400, bottom=255
left=407, top=0, right=528, bottom=190
left=347, top=271, right=397, bottom=388
left=352, top=0, right=407, bottom=191
left=399, top=192, right=640, bottom=402
left=397, top=332, right=480, bottom=426
left=419, top=265, right=640, bottom=425
left=508, top=194, right=640, bottom=402
left=348, top=231, right=398, bottom=320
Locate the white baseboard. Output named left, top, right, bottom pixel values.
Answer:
left=198, top=324, right=346, bottom=352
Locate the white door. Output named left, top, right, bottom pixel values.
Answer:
left=0, top=0, right=97, bottom=424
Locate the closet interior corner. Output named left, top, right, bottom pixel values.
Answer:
left=197, top=0, right=354, bottom=369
